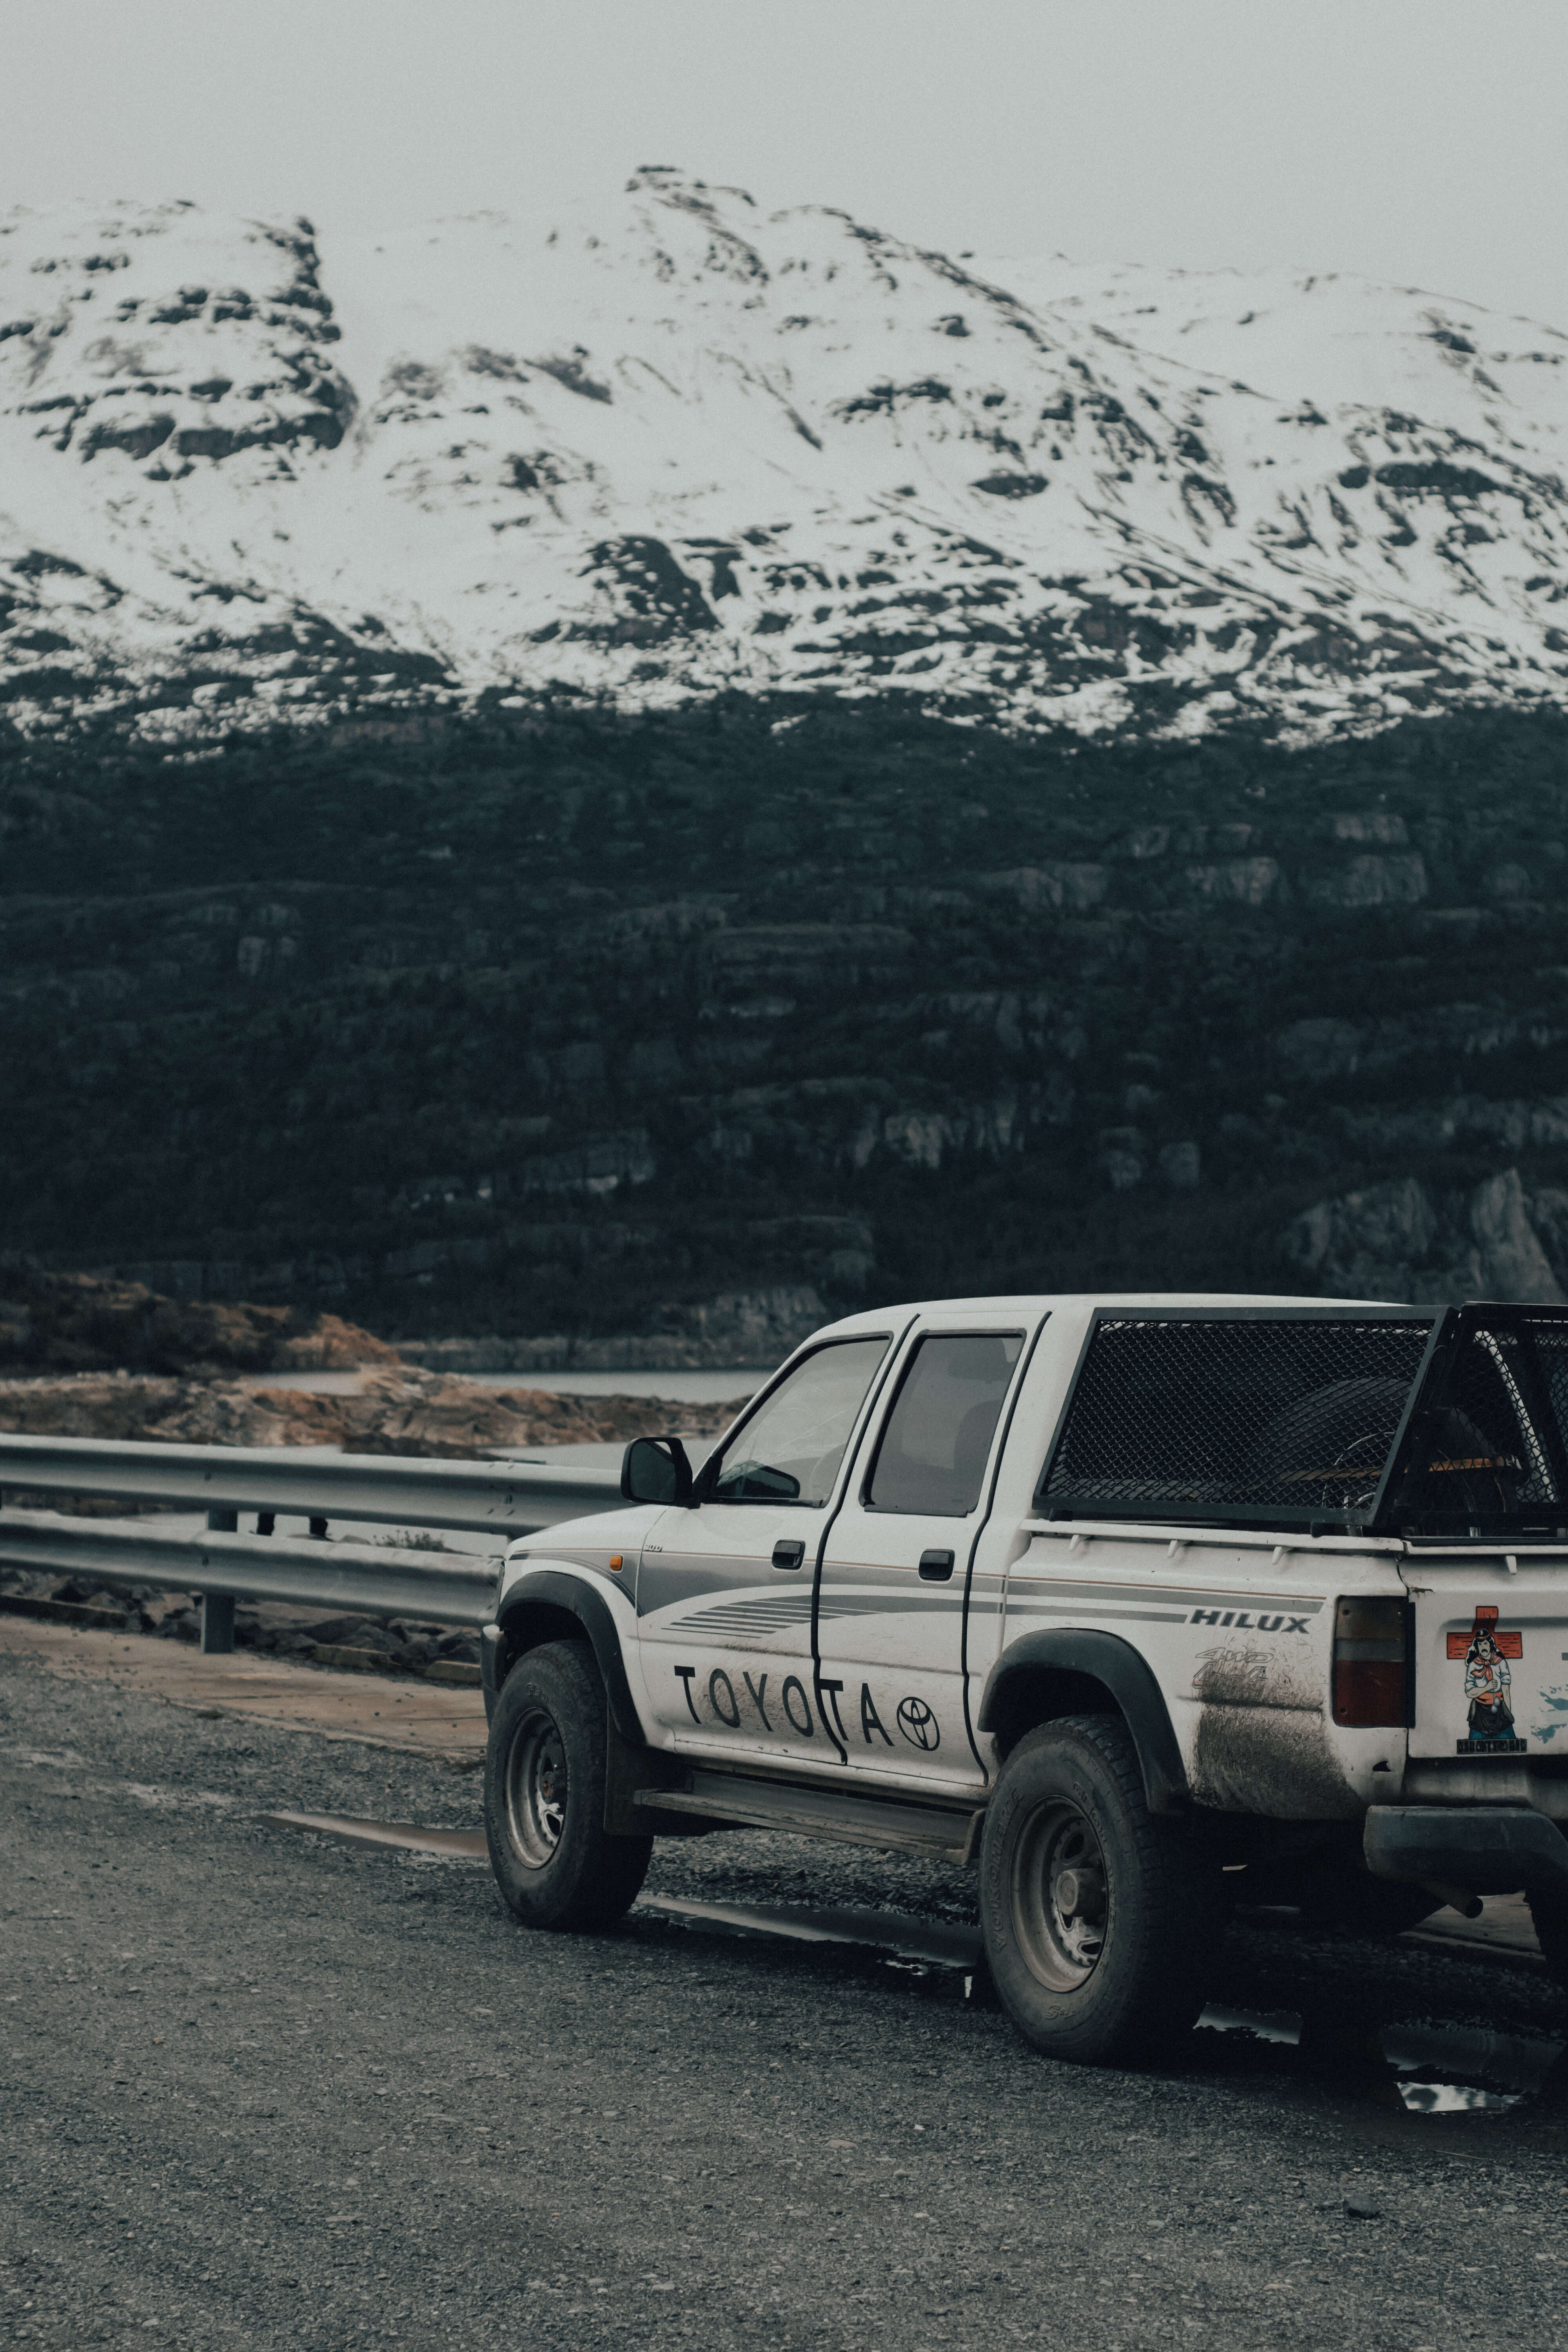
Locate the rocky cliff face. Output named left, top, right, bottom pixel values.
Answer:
left=9, top=694, right=1568, bottom=1336
left=5, top=173, right=1568, bottom=744
left=1284, top=1167, right=1568, bottom=1304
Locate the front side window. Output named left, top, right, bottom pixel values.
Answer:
left=710, top=1338, right=889, bottom=1505
left=866, top=1332, right=1024, bottom=1516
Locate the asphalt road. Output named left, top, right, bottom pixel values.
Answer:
left=5, top=1650, right=1568, bottom=2352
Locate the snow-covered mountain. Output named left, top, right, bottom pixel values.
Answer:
left=4, top=168, right=1568, bottom=744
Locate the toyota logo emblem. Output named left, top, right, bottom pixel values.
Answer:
left=896, top=1696, right=939, bottom=1751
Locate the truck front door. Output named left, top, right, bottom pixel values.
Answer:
left=635, top=1334, right=895, bottom=1766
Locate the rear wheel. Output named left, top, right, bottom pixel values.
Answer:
left=980, top=1714, right=1216, bottom=2065
left=484, top=1639, right=652, bottom=1930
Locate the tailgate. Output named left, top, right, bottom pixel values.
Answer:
left=1403, top=1553, right=1568, bottom=1759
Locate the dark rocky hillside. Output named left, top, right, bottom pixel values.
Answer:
left=7, top=696, right=1568, bottom=1342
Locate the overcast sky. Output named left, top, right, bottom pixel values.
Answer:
left=7, top=0, right=1566, bottom=328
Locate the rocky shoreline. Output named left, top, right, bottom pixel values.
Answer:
left=0, top=1267, right=808, bottom=1385
left=0, top=1265, right=399, bottom=1377
left=0, top=1573, right=486, bottom=1684
left=393, top=1287, right=821, bottom=1374
left=0, top=1361, right=749, bottom=1460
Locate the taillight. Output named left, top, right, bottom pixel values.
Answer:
left=1333, top=1596, right=1408, bottom=1727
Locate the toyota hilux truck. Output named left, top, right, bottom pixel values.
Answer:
left=478, top=1293, right=1568, bottom=2065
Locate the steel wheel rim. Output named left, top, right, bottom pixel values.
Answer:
left=503, top=1704, right=569, bottom=1869
left=1011, top=1795, right=1108, bottom=1992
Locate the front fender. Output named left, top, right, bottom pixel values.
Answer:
left=492, top=1567, right=646, bottom=1748
left=976, top=1628, right=1189, bottom=1816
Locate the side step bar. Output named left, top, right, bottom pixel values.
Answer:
left=631, top=1766, right=985, bottom=1865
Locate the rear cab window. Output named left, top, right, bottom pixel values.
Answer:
left=864, top=1332, right=1024, bottom=1516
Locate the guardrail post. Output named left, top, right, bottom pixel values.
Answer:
left=201, top=1510, right=238, bottom=1655
left=200, top=1593, right=236, bottom=1654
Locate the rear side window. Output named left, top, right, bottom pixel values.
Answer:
left=866, top=1332, right=1024, bottom=1516
left=1039, top=1310, right=1435, bottom=1528
left=711, top=1337, right=889, bottom=1505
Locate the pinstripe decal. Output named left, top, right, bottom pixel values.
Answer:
left=673, top=1595, right=814, bottom=1635
left=1006, top=1602, right=1189, bottom=1625
left=1011, top=1577, right=1324, bottom=1615
left=672, top=1590, right=965, bottom=1637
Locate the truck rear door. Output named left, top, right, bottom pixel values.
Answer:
left=815, top=1318, right=1035, bottom=1793
left=1403, top=1552, right=1568, bottom=1760
left=1383, top=1306, right=1568, bottom=1761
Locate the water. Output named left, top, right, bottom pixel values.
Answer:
left=1200, top=2002, right=1563, bottom=2111
left=447, top=1368, right=768, bottom=1401
left=244, top=1367, right=767, bottom=1402
left=483, top=1440, right=633, bottom=1472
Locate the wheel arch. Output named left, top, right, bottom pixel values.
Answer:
left=491, top=1568, right=646, bottom=1747
left=977, top=1630, right=1188, bottom=1816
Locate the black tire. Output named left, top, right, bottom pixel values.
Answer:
left=1527, top=1881, right=1568, bottom=1986
left=979, top=1714, right=1217, bottom=2065
left=484, top=1639, right=653, bottom=1931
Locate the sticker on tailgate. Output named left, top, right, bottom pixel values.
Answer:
left=1448, top=1605, right=1527, bottom=1755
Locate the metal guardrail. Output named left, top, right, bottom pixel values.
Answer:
left=0, top=1432, right=625, bottom=1653
left=0, top=1510, right=497, bottom=1628
left=0, top=1433, right=621, bottom=1533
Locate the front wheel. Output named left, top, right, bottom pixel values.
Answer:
left=979, top=1714, right=1217, bottom=2065
left=484, top=1639, right=652, bottom=1930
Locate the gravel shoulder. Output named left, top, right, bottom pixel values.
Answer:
left=5, top=1650, right=1568, bottom=2352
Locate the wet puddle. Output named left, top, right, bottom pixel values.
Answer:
left=1198, top=2001, right=1564, bottom=2112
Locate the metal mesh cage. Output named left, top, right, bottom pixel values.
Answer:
left=1389, top=1309, right=1568, bottom=1532
left=1529, top=1321, right=1568, bottom=1481
left=1041, top=1313, right=1436, bottom=1523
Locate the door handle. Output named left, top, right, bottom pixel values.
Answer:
left=772, top=1539, right=806, bottom=1571
left=919, top=1549, right=955, bottom=1581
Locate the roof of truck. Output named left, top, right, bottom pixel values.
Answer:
left=809, top=1290, right=1388, bottom=1339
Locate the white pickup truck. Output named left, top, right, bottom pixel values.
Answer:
left=479, top=1292, right=1568, bottom=2063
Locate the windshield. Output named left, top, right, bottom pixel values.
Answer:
left=711, top=1337, right=889, bottom=1506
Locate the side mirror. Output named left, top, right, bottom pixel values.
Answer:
left=621, top=1435, right=694, bottom=1506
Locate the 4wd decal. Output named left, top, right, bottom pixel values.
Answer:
left=1448, top=1605, right=1527, bottom=1755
